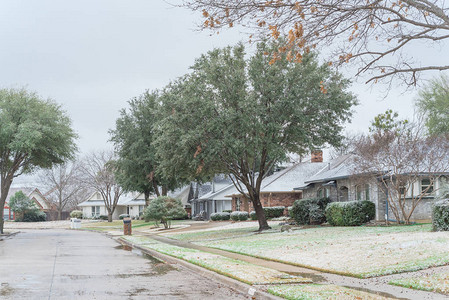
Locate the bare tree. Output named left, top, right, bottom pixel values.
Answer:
left=183, top=0, right=449, bottom=87
left=82, top=151, right=123, bottom=222
left=353, top=119, right=449, bottom=224
left=40, top=161, right=90, bottom=220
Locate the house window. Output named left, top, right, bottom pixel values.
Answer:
left=339, top=186, right=349, bottom=202
left=399, top=184, right=406, bottom=197
left=3, top=208, right=10, bottom=220
left=317, top=188, right=328, bottom=198
left=355, top=184, right=370, bottom=201
left=421, top=178, right=433, bottom=195
left=91, top=206, right=100, bottom=217
left=235, top=197, right=241, bottom=211
left=139, top=205, right=145, bottom=214
left=355, top=185, right=362, bottom=200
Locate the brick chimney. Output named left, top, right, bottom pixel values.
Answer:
left=311, top=150, right=323, bottom=163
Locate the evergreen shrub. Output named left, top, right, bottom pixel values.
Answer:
left=210, top=212, right=231, bottom=221
left=325, top=200, right=375, bottom=226
left=263, top=206, right=285, bottom=218
left=432, top=199, right=449, bottom=231
left=292, top=197, right=331, bottom=225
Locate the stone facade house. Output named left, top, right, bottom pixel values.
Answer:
left=296, top=154, right=449, bottom=222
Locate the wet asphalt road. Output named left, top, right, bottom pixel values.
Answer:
left=0, top=230, right=246, bottom=299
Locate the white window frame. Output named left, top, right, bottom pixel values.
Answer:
left=421, top=178, right=433, bottom=195
left=91, top=206, right=100, bottom=217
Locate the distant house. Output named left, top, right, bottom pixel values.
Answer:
left=228, top=152, right=327, bottom=215
left=296, top=153, right=449, bottom=222
left=3, top=187, right=53, bottom=221
left=78, top=186, right=195, bottom=220
left=193, top=183, right=235, bottom=220
left=78, top=192, right=135, bottom=220
left=190, top=175, right=234, bottom=219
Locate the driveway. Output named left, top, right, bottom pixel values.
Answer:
left=0, top=230, right=246, bottom=299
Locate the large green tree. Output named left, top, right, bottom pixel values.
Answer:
left=9, top=191, right=35, bottom=221
left=416, top=75, right=449, bottom=135
left=156, top=42, right=357, bottom=231
left=110, top=92, right=177, bottom=205
left=0, top=88, right=77, bottom=233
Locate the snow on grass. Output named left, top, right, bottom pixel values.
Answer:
left=268, top=284, right=395, bottom=300
left=161, top=221, right=282, bottom=242
left=185, top=224, right=449, bottom=278
left=390, top=272, right=449, bottom=295
left=121, top=235, right=311, bottom=285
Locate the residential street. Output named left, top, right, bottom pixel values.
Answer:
left=0, top=230, right=246, bottom=299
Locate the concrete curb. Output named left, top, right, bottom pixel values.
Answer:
left=0, top=231, right=20, bottom=237
left=118, top=237, right=283, bottom=300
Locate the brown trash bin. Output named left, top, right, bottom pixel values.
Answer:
left=123, top=218, right=132, bottom=235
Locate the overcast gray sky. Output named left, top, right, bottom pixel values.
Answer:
left=1, top=0, right=444, bottom=160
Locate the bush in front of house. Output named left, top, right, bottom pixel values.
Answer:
left=230, top=211, right=240, bottom=221
left=238, top=211, right=249, bottom=221
left=70, top=210, right=83, bottom=219
left=249, top=211, right=257, bottom=220
left=263, top=206, right=285, bottom=218
left=325, top=200, right=375, bottom=226
left=21, top=210, right=47, bottom=222
left=432, top=199, right=449, bottom=231
left=119, top=214, right=130, bottom=220
left=230, top=211, right=249, bottom=221
left=223, top=210, right=232, bottom=213
left=287, top=206, right=294, bottom=219
left=98, top=215, right=108, bottom=220
left=292, top=197, right=331, bottom=225
left=210, top=212, right=231, bottom=221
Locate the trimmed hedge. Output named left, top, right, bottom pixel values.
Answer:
left=70, top=210, right=83, bottom=219
left=292, top=197, right=331, bottom=225
left=249, top=211, right=257, bottom=220
left=432, top=199, right=449, bottom=231
left=210, top=212, right=231, bottom=221
left=21, top=210, right=46, bottom=222
left=230, top=211, right=249, bottom=221
left=325, top=200, right=375, bottom=226
left=263, top=206, right=285, bottom=218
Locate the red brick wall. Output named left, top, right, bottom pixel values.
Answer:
left=231, top=192, right=302, bottom=214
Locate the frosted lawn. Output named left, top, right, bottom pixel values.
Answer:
left=268, top=284, right=395, bottom=300
left=390, top=272, right=449, bottom=295
left=121, top=235, right=311, bottom=285
left=169, top=224, right=449, bottom=278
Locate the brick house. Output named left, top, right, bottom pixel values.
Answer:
left=228, top=152, right=327, bottom=214
left=3, top=187, right=53, bottom=221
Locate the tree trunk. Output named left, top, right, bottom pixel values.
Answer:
left=0, top=175, right=13, bottom=234
left=152, top=180, right=160, bottom=197
left=162, top=186, right=168, bottom=196
left=144, top=190, right=150, bottom=207
left=252, top=194, right=270, bottom=231
left=58, top=209, right=62, bottom=221
left=108, top=212, right=113, bottom=222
